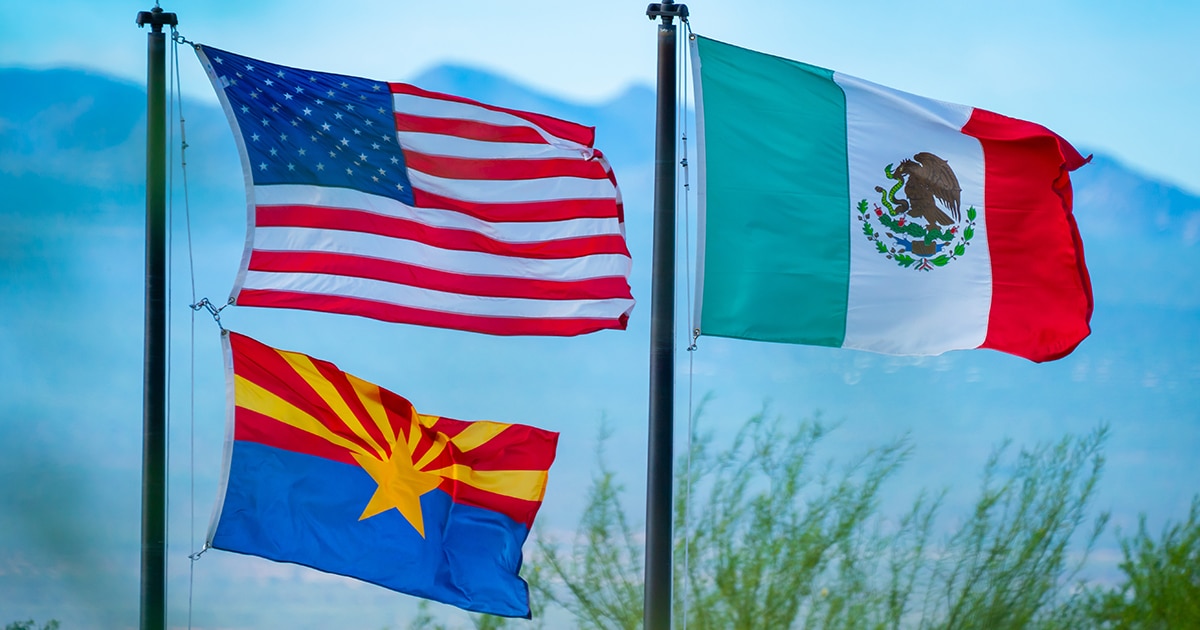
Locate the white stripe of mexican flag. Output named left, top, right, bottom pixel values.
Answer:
left=690, top=35, right=1091, bottom=363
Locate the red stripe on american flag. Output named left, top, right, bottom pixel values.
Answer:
left=963, top=109, right=1093, bottom=363
left=403, top=150, right=608, bottom=181
left=237, top=289, right=630, bottom=336
left=389, top=82, right=596, bottom=147
left=393, top=112, right=547, bottom=144
left=255, top=204, right=628, bottom=259
left=595, top=149, right=626, bottom=224
left=247, top=250, right=632, bottom=300
left=410, top=188, right=619, bottom=223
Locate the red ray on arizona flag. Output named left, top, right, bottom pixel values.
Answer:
left=196, top=44, right=634, bottom=336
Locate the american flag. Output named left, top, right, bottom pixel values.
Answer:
left=196, top=45, right=634, bottom=336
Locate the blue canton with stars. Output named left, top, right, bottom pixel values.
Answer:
left=202, top=46, right=416, bottom=206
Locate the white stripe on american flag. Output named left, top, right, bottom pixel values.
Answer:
left=251, top=226, right=633, bottom=280
left=406, top=170, right=617, bottom=204
left=395, top=132, right=589, bottom=161
left=255, top=185, right=624, bottom=242
left=241, top=271, right=635, bottom=320
left=392, top=92, right=587, bottom=149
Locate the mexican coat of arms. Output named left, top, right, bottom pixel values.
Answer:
left=856, top=151, right=977, bottom=272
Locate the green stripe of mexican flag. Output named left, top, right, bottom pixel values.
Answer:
left=690, top=35, right=1092, bottom=363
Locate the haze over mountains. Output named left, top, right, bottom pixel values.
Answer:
left=1, top=64, right=1197, bottom=628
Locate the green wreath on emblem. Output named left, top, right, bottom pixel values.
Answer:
left=856, top=163, right=976, bottom=272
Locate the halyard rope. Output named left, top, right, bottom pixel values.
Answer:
left=679, top=18, right=696, bottom=630
left=169, top=27, right=201, bottom=629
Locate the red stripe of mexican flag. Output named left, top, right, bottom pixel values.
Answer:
left=691, top=35, right=1092, bottom=363
left=963, top=111, right=1092, bottom=360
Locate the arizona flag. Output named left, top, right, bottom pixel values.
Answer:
left=690, top=36, right=1092, bottom=363
left=196, top=45, right=633, bottom=336
left=209, top=331, right=558, bottom=617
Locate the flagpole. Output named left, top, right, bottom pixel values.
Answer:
left=644, top=2, right=687, bottom=629
left=136, top=6, right=177, bottom=630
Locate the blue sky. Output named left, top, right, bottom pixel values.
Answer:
left=3, top=1, right=1199, bottom=627
left=2, top=0, right=1199, bottom=195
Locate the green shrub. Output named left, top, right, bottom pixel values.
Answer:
left=5, top=621, right=59, bottom=630
left=529, top=408, right=1111, bottom=629
left=1075, top=497, right=1200, bottom=629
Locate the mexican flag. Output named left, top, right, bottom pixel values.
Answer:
left=690, top=36, right=1092, bottom=363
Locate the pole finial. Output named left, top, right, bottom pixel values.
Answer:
left=136, top=6, right=178, bottom=32
left=646, top=2, right=688, bottom=23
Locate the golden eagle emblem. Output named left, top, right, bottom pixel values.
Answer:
left=889, top=152, right=961, bottom=229
left=857, top=152, right=976, bottom=271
